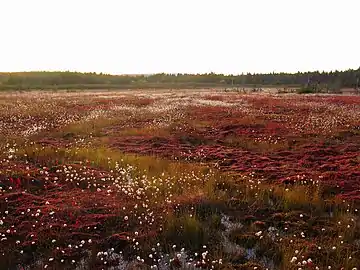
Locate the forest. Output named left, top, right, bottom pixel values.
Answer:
left=0, top=68, right=359, bottom=91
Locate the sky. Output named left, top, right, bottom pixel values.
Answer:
left=0, top=0, right=359, bottom=75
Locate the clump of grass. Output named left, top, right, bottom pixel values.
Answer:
left=162, top=214, right=207, bottom=252
left=223, top=135, right=290, bottom=152
left=272, top=184, right=323, bottom=212
left=119, top=126, right=170, bottom=137
left=57, top=117, right=123, bottom=138
left=229, top=230, right=257, bottom=249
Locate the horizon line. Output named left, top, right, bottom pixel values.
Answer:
left=1, top=67, right=360, bottom=76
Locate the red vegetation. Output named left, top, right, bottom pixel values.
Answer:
left=109, top=95, right=360, bottom=200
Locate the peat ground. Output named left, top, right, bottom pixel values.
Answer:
left=0, top=90, right=360, bottom=270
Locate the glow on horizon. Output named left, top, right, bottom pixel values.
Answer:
left=0, top=0, right=359, bottom=75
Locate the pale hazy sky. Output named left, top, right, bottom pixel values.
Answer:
left=0, top=0, right=359, bottom=74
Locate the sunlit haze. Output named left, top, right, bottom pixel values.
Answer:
left=1, top=0, right=359, bottom=74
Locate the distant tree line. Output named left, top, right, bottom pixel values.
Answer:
left=0, top=68, right=359, bottom=91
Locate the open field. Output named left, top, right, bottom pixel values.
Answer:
left=0, top=90, right=360, bottom=270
